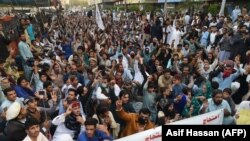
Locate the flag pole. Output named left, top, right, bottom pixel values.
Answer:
left=164, top=0, right=168, bottom=19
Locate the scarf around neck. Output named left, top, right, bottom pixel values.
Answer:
left=64, top=113, right=81, bottom=140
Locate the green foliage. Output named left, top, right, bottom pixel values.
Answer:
left=128, top=5, right=139, bottom=12
left=155, top=7, right=162, bottom=13
left=116, top=5, right=125, bottom=11
left=207, top=3, right=220, bottom=16
left=144, top=3, right=154, bottom=12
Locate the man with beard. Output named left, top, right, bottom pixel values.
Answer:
left=179, top=66, right=194, bottom=88
left=59, top=88, right=85, bottom=116
left=50, top=62, right=64, bottom=88
left=116, top=100, right=154, bottom=137
left=18, top=33, right=34, bottom=81
left=0, top=77, right=15, bottom=103
left=212, top=59, right=240, bottom=91
left=52, top=101, right=85, bottom=140
left=64, top=64, right=85, bottom=85
left=23, top=118, right=48, bottom=141
left=5, top=102, right=28, bottom=141
left=158, top=69, right=173, bottom=89
left=200, top=89, right=235, bottom=125
left=1, top=87, right=24, bottom=112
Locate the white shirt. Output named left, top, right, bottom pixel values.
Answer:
left=67, top=83, right=82, bottom=90
left=23, top=132, right=48, bottom=141
left=210, top=32, right=217, bottom=45
left=133, top=60, right=144, bottom=85
left=184, top=15, right=190, bottom=25
left=0, top=98, right=24, bottom=112
left=52, top=114, right=85, bottom=141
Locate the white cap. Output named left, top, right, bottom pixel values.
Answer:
left=6, top=102, right=21, bottom=120
left=158, top=111, right=165, bottom=118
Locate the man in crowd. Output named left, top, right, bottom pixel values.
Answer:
left=116, top=99, right=154, bottom=137
left=23, top=118, right=48, bottom=141
left=77, top=117, right=112, bottom=141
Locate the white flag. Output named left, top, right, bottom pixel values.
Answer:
left=96, top=4, right=105, bottom=30
left=219, top=0, right=226, bottom=16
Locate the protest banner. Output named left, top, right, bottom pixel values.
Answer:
left=115, top=109, right=224, bottom=141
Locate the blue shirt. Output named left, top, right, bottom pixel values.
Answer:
left=213, top=70, right=240, bottom=90
left=204, top=98, right=234, bottom=125
left=61, top=43, right=73, bottom=59
left=27, top=24, right=35, bottom=41
left=18, top=41, right=33, bottom=62
left=77, top=130, right=113, bottom=141
left=200, top=31, right=209, bottom=47
left=14, top=85, right=34, bottom=99
left=172, top=83, right=187, bottom=98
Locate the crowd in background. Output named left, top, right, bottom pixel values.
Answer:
left=0, top=4, right=250, bottom=141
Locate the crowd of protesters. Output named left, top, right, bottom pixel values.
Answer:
left=0, top=4, right=250, bottom=141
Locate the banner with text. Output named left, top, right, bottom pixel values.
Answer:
left=115, top=126, right=161, bottom=141
left=115, top=109, right=223, bottom=141
left=169, top=109, right=224, bottom=125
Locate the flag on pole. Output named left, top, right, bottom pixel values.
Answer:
left=219, top=0, right=226, bottom=16
left=96, top=4, right=105, bottom=30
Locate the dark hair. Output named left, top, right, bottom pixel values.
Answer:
left=96, top=104, right=109, bottom=116
left=173, top=74, right=181, bottom=81
left=19, top=32, right=25, bottom=37
left=212, top=89, right=223, bottom=97
left=139, top=108, right=151, bottom=115
left=223, top=88, right=232, bottom=95
left=3, top=87, right=15, bottom=96
left=84, top=117, right=98, bottom=127
left=77, top=85, right=84, bottom=95
left=148, top=82, right=155, bottom=89
left=17, top=76, right=27, bottom=85
left=25, top=118, right=39, bottom=129
left=177, top=44, right=182, bottom=47
left=68, top=88, right=77, bottom=96
left=39, top=71, right=48, bottom=78
left=157, top=117, right=165, bottom=125
left=182, top=87, right=192, bottom=96
left=119, top=90, right=128, bottom=99
left=43, top=81, right=52, bottom=89
left=101, top=75, right=110, bottom=81
left=69, top=75, right=78, bottom=82
left=138, top=116, right=147, bottom=125
left=211, top=81, right=219, bottom=89
left=164, top=68, right=171, bottom=73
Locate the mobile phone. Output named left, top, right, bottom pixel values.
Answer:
left=39, top=90, right=45, bottom=95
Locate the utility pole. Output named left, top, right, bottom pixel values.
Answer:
left=164, top=0, right=167, bottom=19
left=125, top=0, right=127, bottom=12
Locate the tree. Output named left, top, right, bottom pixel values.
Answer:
left=207, top=3, right=220, bottom=16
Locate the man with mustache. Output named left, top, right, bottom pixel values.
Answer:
left=200, top=89, right=235, bottom=125
left=23, top=118, right=48, bottom=141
